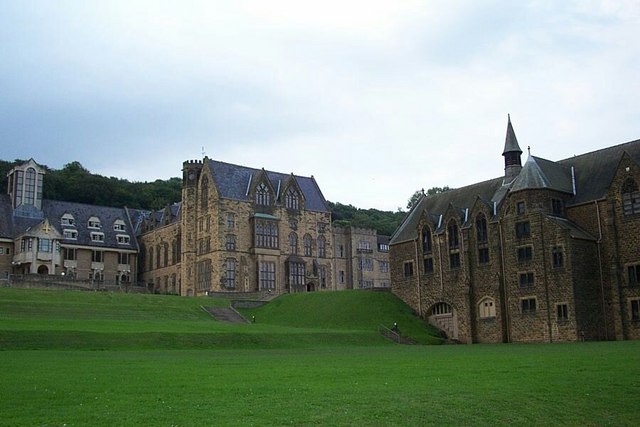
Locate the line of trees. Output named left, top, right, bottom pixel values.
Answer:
left=1, top=159, right=449, bottom=237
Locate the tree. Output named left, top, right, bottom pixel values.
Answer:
left=406, top=186, right=452, bottom=210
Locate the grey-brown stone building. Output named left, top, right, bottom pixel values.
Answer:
left=137, top=158, right=338, bottom=296
left=390, top=117, right=640, bottom=343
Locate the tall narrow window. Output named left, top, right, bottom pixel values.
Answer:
left=285, top=187, right=300, bottom=210
left=552, top=246, right=564, bottom=269
left=303, top=234, right=312, bottom=256
left=24, top=167, right=36, bottom=205
left=516, top=221, right=531, bottom=238
left=200, top=176, right=209, bottom=209
left=289, top=232, right=298, bottom=255
left=476, top=215, right=488, bottom=243
left=317, top=236, right=326, bottom=258
left=259, top=261, right=276, bottom=289
left=448, top=221, right=459, bottom=249
left=622, top=178, right=640, bottom=216
left=422, top=228, right=432, bottom=253
left=289, top=262, right=305, bottom=288
left=256, top=182, right=270, bottom=206
left=225, top=259, right=236, bottom=288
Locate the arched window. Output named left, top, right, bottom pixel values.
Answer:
left=432, top=302, right=453, bottom=316
left=289, top=232, right=298, bottom=255
left=447, top=221, right=459, bottom=249
left=200, top=176, right=209, bottom=209
left=478, top=297, right=496, bottom=318
left=622, top=178, right=640, bottom=216
left=285, top=187, right=300, bottom=210
left=422, top=227, right=432, bottom=253
left=476, top=214, right=488, bottom=243
left=317, top=236, right=326, bottom=258
left=256, top=182, right=270, bottom=206
left=303, top=234, right=313, bottom=256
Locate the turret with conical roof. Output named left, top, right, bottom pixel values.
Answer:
left=502, top=114, right=523, bottom=184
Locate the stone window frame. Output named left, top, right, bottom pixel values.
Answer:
left=226, top=212, right=235, bottom=229
left=255, top=182, right=271, bottom=206
left=630, top=298, right=640, bottom=321
left=520, top=297, right=537, bottom=314
left=556, top=302, right=569, bottom=322
left=551, top=198, right=564, bottom=216
left=627, top=263, right=640, bottom=286
left=303, top=234, right=313, bottom=256
left=88, top=216, right=102, bottom=229
left=516, top=200, right=526, bottom=216
left=284, top=186, right=300, bottom=210
left=379, top=260, right=389, bottom=273
left=254, top=219, right=279, bottom=249
left=423, top=257, right=434, bottom=273
left=478, top=247, right=490, bottom=265
left=621, top=177, right=640, bottom=216
left=519, top=271, right=535, bottom=287
left=63, top=229, right=78, bottom=240
left=288, top=232, right=298, bottom=255
left=317, top=236, right=326, bottom=258
left=225, top=258, right=236, bottom=289
left=517, top=245, right=533, bottom=263
left=200, top=175, right=209, bottom=209
left=259, top=261, right=276, bottom=290
left=515, top=221, right=531, bottom=238
left=449, top=252, right=461, bottom=269
left=422, top=227, right=433, bottom=253
left=91, top=250, right=104, bottom=263
left=63, top=247, right=76, bottom=261
left=403, top=260, right=414, bottom=277
left=447, top=220, right=460, bottom=249
left=226, top=235, right=236, bottom=251
left=113, top=219, right=126, bottom=232
left=552, top=246, right=565, bottom=269
left=475, top=214, right=488, bottom=243
left=288, top=261, right=306, bottom=287
left=478, top=297, right=496, bottom=319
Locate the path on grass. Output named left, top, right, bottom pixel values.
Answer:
left=202, top=306, right=249, bottom=324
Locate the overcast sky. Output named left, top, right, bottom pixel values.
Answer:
left=1, top=1, right=639, bottom=211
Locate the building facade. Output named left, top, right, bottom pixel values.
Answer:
left=333, top=226, right=390, bottom=290
left=390, top=117, right=640, bottom=343
left=0, top=159, right=138, bottom=285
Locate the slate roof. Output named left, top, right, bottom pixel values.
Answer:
left=503, top=115, right=523, bottom=155
left=510, top=156, right=574, bottom=194
left=390, top=137, right=640, bottom=246
left=558, top=138, right=640, bottom=205
left=390, top=177, right=505, bottom=245
left=208, top=159, right=330, bottom=213
left=0, top=195, right=137, bottom=251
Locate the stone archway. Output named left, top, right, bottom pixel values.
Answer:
left=427, top=302, right=458, bottom=340
left=306, top=282, right=316, bottom=292
left=37, top=265, right=49, bottom=275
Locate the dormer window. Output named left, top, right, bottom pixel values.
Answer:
left=63, top=229, right=78, bottom=240
left=116, top=234, right=130, bottom=245
left=61, top=213, right=76, bottom=227
left=256, top=182, right=271, bottom=206
left=91, top=232, right=105, bottom=242
left=88, top=216, right=101, bottom=229
left=285, top=187, right=300, bottom=210
left=113, top=219, right=126, bottom=232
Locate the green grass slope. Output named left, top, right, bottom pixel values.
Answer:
left=0, top=288, right=440, bottom=349
left=239, top=290, right=442, bottom=344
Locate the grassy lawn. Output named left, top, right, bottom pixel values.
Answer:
left=1, top=288, right=639, bottom=425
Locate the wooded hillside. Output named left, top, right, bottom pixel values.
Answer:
left=1, top=159, right=405, bottom=236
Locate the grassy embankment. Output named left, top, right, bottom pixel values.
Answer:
left=1, top=288, right=639, bottom=426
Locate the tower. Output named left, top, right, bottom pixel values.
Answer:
left=180, top=159, right=203, bottom=295
left=502, top=115, right=523, bottom=184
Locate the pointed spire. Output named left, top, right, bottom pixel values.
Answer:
left=502, top=114, right=523, bottom=155
left=502, top=114, right=523, bottom=184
